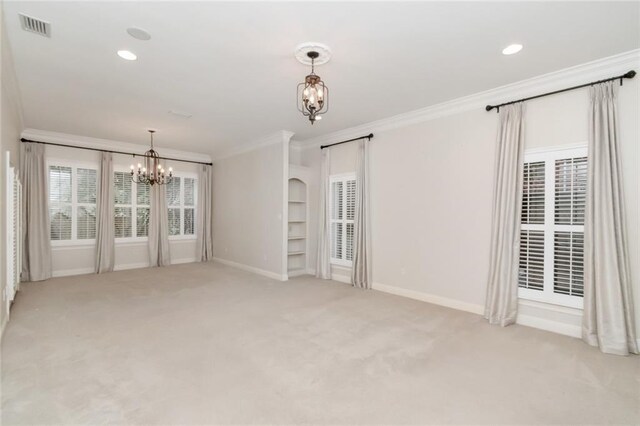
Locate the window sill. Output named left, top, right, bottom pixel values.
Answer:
left=518, top=288, right=584, bottom=310
left=330, top=261, right=352, bottom=270
left=115, top=238, right=148, bottom=246
left=169, top=235, right=197, bottom=242
left=51, top=240, right=95, bottom=250
left=518, top=298, right=583, bottom=315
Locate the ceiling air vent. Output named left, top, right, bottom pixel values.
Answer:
left=19, top=13, right=51, bottom=38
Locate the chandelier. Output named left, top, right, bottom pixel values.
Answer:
left=130, top=130, right=173, bottom=186
left=297, top=50, right=329, bottom=124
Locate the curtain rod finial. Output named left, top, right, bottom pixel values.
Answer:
left=485, top=105, right=494, bottom=112
left=624, top=70, right=636, bottom=79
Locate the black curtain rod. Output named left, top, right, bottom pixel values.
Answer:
left=485, top=70, right=636, bottom=112
left=320, top=133, right=374, bottom=149
left=20, top=138, right=213, bottom=166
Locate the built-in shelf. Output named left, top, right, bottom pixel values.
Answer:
left=288, top=177, right=307, bottom=277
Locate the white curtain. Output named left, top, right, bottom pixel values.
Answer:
left=316, top=149, right=331, bottom=279
left=20, top=142, right=52, bottom=282
left=351, top=139, right=372, bottom=289
left=95, top=152, right=114, bottom=273
left=196, top=164, right=214, bottom=261
left=583, top=82, right=638, bottom=355
left=484, top=103, right=525, bottom=326
left=148, top=184, right=171, bottom=267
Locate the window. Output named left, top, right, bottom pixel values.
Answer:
left=519, top=146, right=587, bottom=309
left=49, top=164, right=97, bottom=243
left=166, top=176, right=197, bottom=237
left=114, top=171, right=150, bottom=239
left=330, top=174, right=356, bottom=266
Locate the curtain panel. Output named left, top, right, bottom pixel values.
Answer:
left=583, top=82, right=638, bottom=355
left=95, top=152, right=115, bottom=273
left=19, top=142, right=52, bottom=282
left=316, top=149, right=331, bottom=279
left=484, top=103, right=525, bottom=326
left=196, top=164, right=214, bottom=261
left=351, top=139, right=372, bottom=289
left=148, top=184, right=171, bottom=266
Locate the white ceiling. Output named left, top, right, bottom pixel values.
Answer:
left=4, top=1, right=639, bottom=157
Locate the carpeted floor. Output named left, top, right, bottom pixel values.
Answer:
left=1, top=262, right=639, bottom=425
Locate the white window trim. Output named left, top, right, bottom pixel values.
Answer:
left=519, top=144, right=587, bottom=310
left=47, top=159, right=98, bottom=248
left=114, top=167, right=150, bottom=243
left=168, top=172, right=198, bottom=241
left=329, top=172, right=355, bottom=267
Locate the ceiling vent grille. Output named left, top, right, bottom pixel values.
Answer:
left=19, top=13, right=51, bottom=37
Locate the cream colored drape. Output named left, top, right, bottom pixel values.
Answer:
left=196, top=164, right=214, bottom=261
left=582, top=82, right=638, bottom=355
left=351, top=139, right=371, bottom=289
left=95, top=152, right=114, bottom=273
left=316, top=149, right=331, bottom=279
left=20, top=142, right=52, bottom=282
left=484, top=103, right=525, bottom=326
left=148, top=184, right=171, bottom=267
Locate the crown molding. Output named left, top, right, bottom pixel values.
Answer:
left=213, top=130, right=295, bottom=161
left=21, top=128, right=212, bottom=163
left=293, top=49, right=640, bottom=150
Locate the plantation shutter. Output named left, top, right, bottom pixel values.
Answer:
left=329, top=176, right=356, bottom=265
left=167, top=177, right=181, bottom=236
left=114, top=171, right=132, bottom=238
left=77, top=168, right=97, bottom=239
left=331, top=180, right=343, bottom=259
left=49, top=165, right=72, bottom=240
left=553, top=157, right=587, bottom=297
left=519, top=149, right=587, bottom=307
left=184, top=178, right=195, bottom=235
left=345, top=179, right=356, bottom=261
left=519, top=230, right=545, bottom=290
left=522, top=161, right=545, bottom=224
left=136, top=182, right=150, bottom=237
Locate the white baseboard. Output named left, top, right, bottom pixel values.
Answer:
left=372, top=281, right=589, bottom=339
left=372, top=282, right=484, bottom=315
left=213, top=257, right=287, bottom=281
left=52, top=258, right=198, bottom=277
left=114, top=262, right=149, bottom=271
left=52, top=267, right=95, bottom=277
left=171, top=258, right=198, bottom=265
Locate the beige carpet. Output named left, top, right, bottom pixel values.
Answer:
left=1, top=262, right=638, bottom=425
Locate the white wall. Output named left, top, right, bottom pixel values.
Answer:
left=299, top=51, right=640, bottom=338
left=1, top=4, right=24, bottom=334
left=21, top=130, right=209, bottom=277
left=213, top=132, right=291, bottom=280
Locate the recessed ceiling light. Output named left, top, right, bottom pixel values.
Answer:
left=315, top=115, right=322, bottom=120
left=127, top=27, right=151, bottom=41
left=502, top=44, right=523, bottom=55
left=117, top=50, right=137, bottom=61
